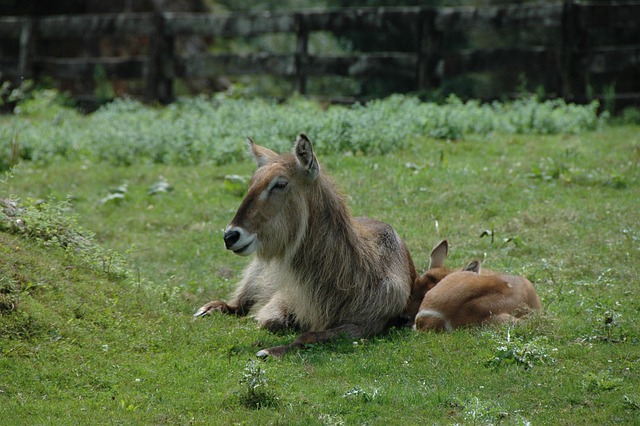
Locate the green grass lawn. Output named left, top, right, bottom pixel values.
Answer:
left=1, top=97, right=639, bottom=424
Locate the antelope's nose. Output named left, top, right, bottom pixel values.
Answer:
left=223, top=229, right=241, bottom=249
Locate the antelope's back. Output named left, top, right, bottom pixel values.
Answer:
left=354, top=217, right=417, bottom=286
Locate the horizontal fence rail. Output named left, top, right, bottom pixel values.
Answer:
left=1, top=1, right=639, bottom=106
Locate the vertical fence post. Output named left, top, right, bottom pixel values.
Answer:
left=17, top=17, right=35, bottom=83
left=295, top=13, right=309, bottom=95
left=560, top=0, right=585, bottom=102
left=416, top=8, right=442, bottom=93
left=145, top=11, right=160, bottom=102
left=560, top=0, right=575, bottom=101
left=158, top=14, right=175, bottom=104
left=146, top=6, right=174, bottom=104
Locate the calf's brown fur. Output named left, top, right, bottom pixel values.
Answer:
left=413, top=240, right=541, bottom=331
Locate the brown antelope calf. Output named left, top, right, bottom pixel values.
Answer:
left=194, top=134, right=416, bottom=357
left=413, top=240, right=541, bottom=331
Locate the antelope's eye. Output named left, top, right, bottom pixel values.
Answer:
left=271, top=179, right=288, bottom=191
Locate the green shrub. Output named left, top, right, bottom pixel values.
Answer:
left=1, top=91, right=604, bottom=167
left=484, top=328, right=556, bottom=370
left=238, top=360, right=280, bottom=409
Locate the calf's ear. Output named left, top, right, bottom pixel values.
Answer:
left=429, top=240, right=449, bottom=269
left=462, top=259, right=481, bottom=273
left=294, top=134, right=319, bottom=181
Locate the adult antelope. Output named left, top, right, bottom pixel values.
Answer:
left=195, top=134, right=416, bottom=357
left=413, top=240, right=541, bottom=331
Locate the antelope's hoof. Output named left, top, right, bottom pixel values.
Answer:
left=256, top=349, right=270, bottom=359
left=255, top=345, right=287, bottom=359
left=193, top=300, right=229, bottom=317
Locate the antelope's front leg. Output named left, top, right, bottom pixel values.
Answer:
left=193, top=289, right=257, bottom=317
left=256, top=323, right=365, bottom=358
left=193, top=299, right=241, bottom=317
left=254, top=292, right=296, bottom=332
left=194, top=259, right=266, bottom=317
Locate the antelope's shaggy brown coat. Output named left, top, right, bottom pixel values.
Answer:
left=195, top=135, right=416, bottom=357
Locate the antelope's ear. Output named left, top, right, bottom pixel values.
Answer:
left=294, top=134, right=319, bottom=181
left=247, top=137, right=278, bottom=168
left=462, top=259, right=481, bottom=273
left=428, top=240, right=448, bottom=269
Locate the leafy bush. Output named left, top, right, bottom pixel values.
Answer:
left=484, top=328, right=556, bottom=370
left=237, top=360, right=280, bottom=409
left=1, top=91, right=604, bottom=167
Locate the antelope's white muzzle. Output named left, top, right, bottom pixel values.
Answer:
left=223, top=226, right=257, bottom=256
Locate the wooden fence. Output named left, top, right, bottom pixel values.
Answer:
left=1, top=1, right=639, bottom=106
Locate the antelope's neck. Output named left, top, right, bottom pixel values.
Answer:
left=289, top=179, right=364, bottom=283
